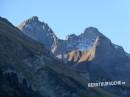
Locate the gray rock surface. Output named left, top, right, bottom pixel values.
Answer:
left=17, top=16, right=130, bottom=97
left=2, top=16, right=124, bottom=97
left=18, top=16, right=57, bottom=50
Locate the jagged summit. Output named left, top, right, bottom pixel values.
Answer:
left=18, top=16, right=128, bottom=59
left=18, top=16, right=57, bottom=50
left=23, top=16, right=47, bottom=26
left=82, top=27, right=104, bottom=38
left=1, top=16, right=130, bottom=97
left=24, top=16, right=39, bottom=24
left=66, top=27, right=100, bottom=40
left=84, top=27, right=99, bottom=33
left=18, top=16, right=109, bottom=59
left=29, top=16, right=39, bottom=21
left=18, top=16, right=47, bottom=27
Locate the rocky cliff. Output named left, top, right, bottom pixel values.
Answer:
left=0, top=16, right=129, bottom=97
left=18, top=16, right=130, bottom=97
left=18, top=16, right=130, bottom=82
left=1, top=16, right=125, bottom=97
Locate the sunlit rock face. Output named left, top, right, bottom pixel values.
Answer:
left=18, top=17, right=100, bottom=60
left=1, top=16, right=130, bottom=97
left=18, top=16, right=130, bottom=84
left=0, top=17, right=88, bottom=97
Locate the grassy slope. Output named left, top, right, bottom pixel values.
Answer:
left=45, top=57, right=121, bottom=97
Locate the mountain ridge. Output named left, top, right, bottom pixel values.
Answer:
left=18, top=16, right=130, bottom=97
left=1, top=16, right=122, bottom=97
left=0, top=16, right=130, bottom=97
left=18, top=16, right=129, bottom=61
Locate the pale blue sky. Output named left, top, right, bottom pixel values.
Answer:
left=1, top=0, right=130, bottom=53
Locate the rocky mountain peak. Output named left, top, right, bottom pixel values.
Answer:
left=30, top=16, right=38, bottom=21
left=18, top=16, right=57, bottom=50
left=84, top=27, right=99, bottom=33
left=18, top=17, right=128, bottom=68
left=1, top=16, right=130, bottom=97
left=20, top=16, right=48, bottom=27
left=82, top=27, right=102, bottom=38
left=25, top=16, right=39, bottom=23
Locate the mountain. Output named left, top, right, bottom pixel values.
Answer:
left=1, top=16, right=125, bottom=97
left=18, top=16, right=100, bottom=62
left=18, top=16, right=57, bottom=50
left=18, top=16, right=130, bottom=97
left=18, top=16, right=130, bottom=77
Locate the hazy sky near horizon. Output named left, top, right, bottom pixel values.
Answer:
left=1, top=0, right=130, bottom=53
